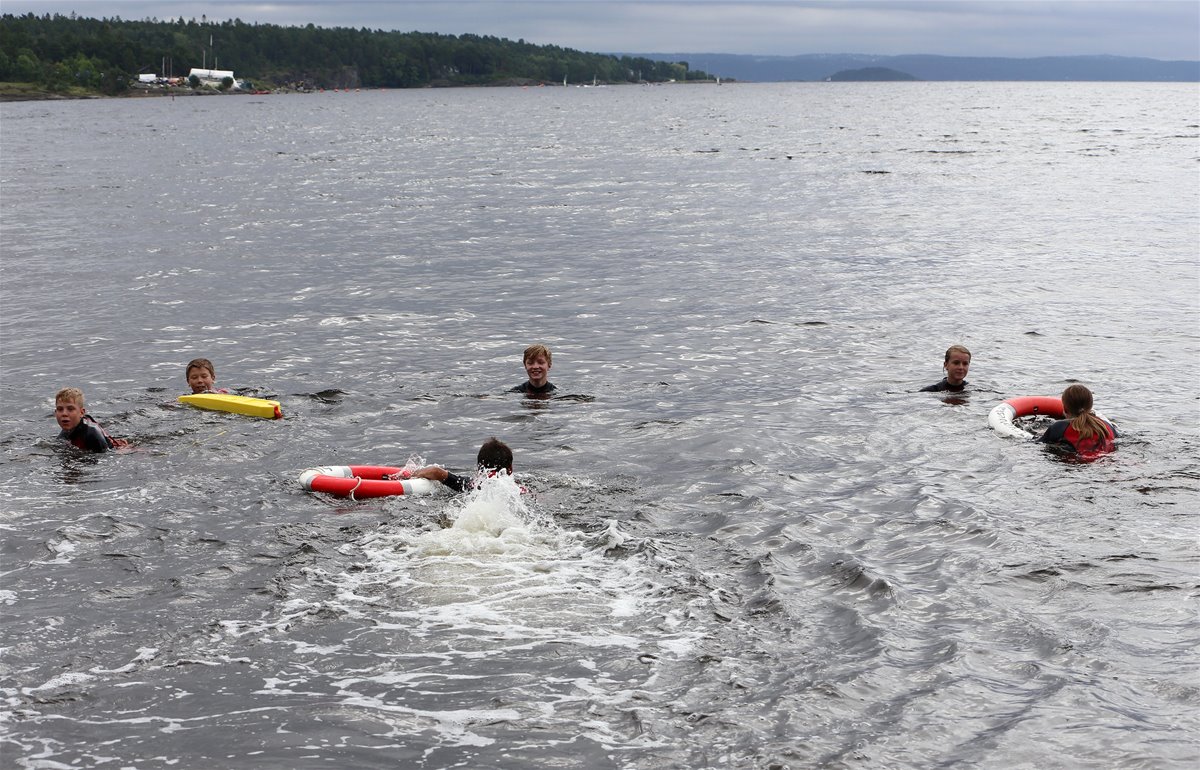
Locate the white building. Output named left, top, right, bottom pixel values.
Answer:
left=188, top=68, right=236, bottom=86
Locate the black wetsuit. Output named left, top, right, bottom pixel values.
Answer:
left=59, top=415, right=113, bottom=452
left=920, top=378, right=967, bottom=393
left=510, top=381, right=557, bottom=396
left=438, top=470, right=523, bottom=494
left=440, top=471, right=472, bottom=493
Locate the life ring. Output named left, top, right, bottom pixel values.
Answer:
left=987, top=396, right=1065, bottom=439
left=299, top=465, right=438, bottom=499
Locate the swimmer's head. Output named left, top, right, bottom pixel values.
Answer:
left=943, top=345, right=971, bottom=385
left=477, top=437, right=514, bottom=475
left=1061, top=383, right=1094, bottom=417
left=522, top=344, right=552, bottom=387
left=54, top=387, right=87, bottom=432
left=186, top=358, right=217, bottom=394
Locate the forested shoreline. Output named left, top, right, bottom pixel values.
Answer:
left=0, top=12, right=710, bottom=96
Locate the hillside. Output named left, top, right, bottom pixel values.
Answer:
left=630, top=52, right=1200, bottom=82
left=0, top=12, right=710, bottom=95
left=829, top=67, right=917, bottom=82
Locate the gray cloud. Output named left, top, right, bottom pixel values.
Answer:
left=4, top=1, right=1197, bottom=59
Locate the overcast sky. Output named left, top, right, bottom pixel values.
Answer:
left=4, top=1, right=1198, bottom=60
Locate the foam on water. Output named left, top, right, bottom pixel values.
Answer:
left=328, top=474, right=695, bottom=657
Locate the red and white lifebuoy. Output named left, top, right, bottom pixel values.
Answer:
left=299, top=465, right=438, bottom=499
left=988, top=396, right=1065, bottom=439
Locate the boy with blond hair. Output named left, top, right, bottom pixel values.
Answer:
left=54, top=387, right=123, bottom=452
left=510, top=344, right=556, bottom=396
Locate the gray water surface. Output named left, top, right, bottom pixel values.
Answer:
left=1, top=82, right=1197, bottom=769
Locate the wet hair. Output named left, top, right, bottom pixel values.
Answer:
left=186, top=358, right=216, bottom=379
left=55, top=387, right=85, bottom=406
left=522, top=344, right=552, bottom=367
left=943, top=345, right=971, bottom=363
left=477, top=437, right=514, bottom=473
left=1062, top=384, right=1109, bottom=441
left=186, top=358, right=216, bottom=378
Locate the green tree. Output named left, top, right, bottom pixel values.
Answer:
left=99, top=68, right=127, bottom=94
left=69, top=52, right=99, bottom=87
left=14, top=51, right=40, bottom=81
left=0, top=12, right=701, bottom=92
left=42, top=60, right=72, bottom=89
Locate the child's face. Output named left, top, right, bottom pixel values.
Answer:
left=55, top=399, right=85, bottom=432
left=524, top=355, right=551, bottom=386
left=944, top=353, right=971, bottom=385
left=187, top=367, right=216, bottom=393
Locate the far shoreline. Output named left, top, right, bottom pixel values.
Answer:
left=0, top=77, right=728, bottom=102
left=1, top=88, right=233, bottom=102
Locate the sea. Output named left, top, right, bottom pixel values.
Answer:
left=0, top=82, right=1197, bottom=769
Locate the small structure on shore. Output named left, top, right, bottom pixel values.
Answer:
left=188, top=68, right=237, bottom=86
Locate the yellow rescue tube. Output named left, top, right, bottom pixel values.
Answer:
left=179, top=393, right=283, bottom=419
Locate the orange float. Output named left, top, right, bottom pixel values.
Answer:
left=299, top=465, right=437, bottom=499
left=988, top=396, right=1066, bottom=439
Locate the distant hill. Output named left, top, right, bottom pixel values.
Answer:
left=0, top=13, right=713, bottom=95
left=829, top=67, right=917, bottom=82
left=628, top=53, right=1200, bottom=82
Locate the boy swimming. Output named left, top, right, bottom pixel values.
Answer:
left=510, top=344, right=556, bottom=396
left=54, top=387, right=125, bottom=452
left=186, top=358, right=230, bottom=394
left=407, top=437, right=515, bottom=492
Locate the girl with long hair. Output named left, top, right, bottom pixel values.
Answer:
left=1040, top=384, right=1117, bottom=458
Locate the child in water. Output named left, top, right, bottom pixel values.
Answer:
left=54, top=387, right=126, bottom=452
left=921, top=345, right=971, bottom=392
left=1041, top=384, right=1117, bottom=458
left=510, top=344, right=556, bottom=396
left=185, top=358, right=230, bottom=394
left=407, top=437, right=515, bottom=492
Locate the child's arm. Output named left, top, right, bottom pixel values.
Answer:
left=411, top=466, right=470, bottom=492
